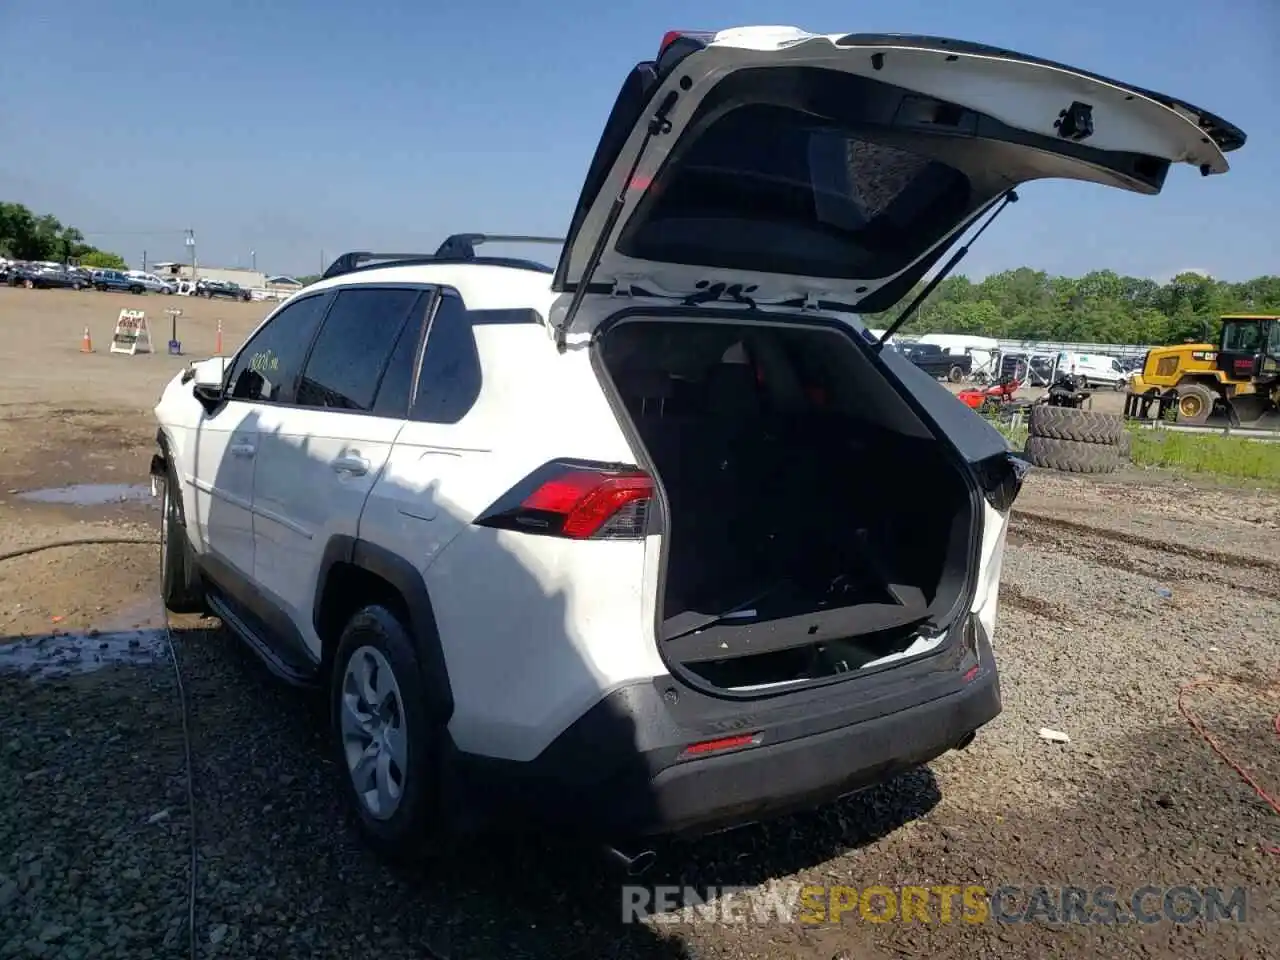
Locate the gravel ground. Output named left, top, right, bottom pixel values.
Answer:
left=2, top=468, right=1277, bottom=960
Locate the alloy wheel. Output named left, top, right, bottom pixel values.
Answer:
left=340, top=645, right=408, bottom=820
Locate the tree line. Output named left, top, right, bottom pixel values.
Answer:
left=867, top=269, right=1280, bottom=346
left=0, top=202, right=127, bottom=270
left=10, top=199, right=1276, bottom=347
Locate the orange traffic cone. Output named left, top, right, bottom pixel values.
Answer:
left=80, top=326, right=93, bottom=353
left=215, top=319, right=223, bottom=355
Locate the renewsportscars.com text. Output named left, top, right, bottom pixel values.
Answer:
left=622, top=882, right=1249, bottom=926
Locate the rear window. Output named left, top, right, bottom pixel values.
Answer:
left=617, top=100, right=972, bottom=280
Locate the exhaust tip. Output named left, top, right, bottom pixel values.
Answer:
left=603, top=844, right=658, bottom=878
left=953, top=732, right=976, bottom=751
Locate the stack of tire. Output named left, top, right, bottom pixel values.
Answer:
left=1023, top=406, right=1130, bottom=474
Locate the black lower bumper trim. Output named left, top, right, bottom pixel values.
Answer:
left=446, top=636, right=1001, bottom=840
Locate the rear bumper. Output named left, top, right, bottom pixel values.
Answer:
left=445, top=626, right=1001, bottom=840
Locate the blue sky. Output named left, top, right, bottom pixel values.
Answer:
left=2, top=0, right=1275, bottom=281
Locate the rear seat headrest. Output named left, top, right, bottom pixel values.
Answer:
left=616, top=368, right=676, bottom=397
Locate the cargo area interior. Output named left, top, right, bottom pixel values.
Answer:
left=599, top=317, right=976, bottom=689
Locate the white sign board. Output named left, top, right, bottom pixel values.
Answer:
left=109, top=310, right=152, bottom=355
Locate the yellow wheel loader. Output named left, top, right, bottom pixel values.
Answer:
left=1127, top=315, right=1280, bottom=426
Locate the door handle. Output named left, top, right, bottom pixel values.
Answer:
left=333, top=454, right=370, bottom=476
left=230, top=443, right=256, bottom=458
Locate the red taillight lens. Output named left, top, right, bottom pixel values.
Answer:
left=523, top=470, right=653, bottom=539
left=475, top=462, right=654, bottom=540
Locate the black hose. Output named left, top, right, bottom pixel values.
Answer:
left=0, top=536, right=156, bottom=564
left=164, top=605, right=199, bottom=960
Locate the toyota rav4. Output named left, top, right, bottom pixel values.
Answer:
left=150, top=27, right=1245, bottom=862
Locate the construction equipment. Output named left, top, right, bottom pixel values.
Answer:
left=1126, top=315, right=1280, bottom=426
left=1041, top=372, right=1092, bottom=409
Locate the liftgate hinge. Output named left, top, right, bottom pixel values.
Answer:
left=610, top=276, right=640, bottom=298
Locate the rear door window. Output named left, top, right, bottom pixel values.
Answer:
left=370, top=292, right=434, bottom=418
left=296, top=287, right=423, bottom=412
left=410, top=292, right=483, bottom=424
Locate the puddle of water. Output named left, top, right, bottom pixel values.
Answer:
left=0, top=628, right=168, bottom=679
left=0, top=596, right=171, bottom=680
left=16, top=483, right=153, bottom=506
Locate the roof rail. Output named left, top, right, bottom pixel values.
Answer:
left=433, top=233, right=564, bottom=258
left=322, top=234, right=564, bottom=281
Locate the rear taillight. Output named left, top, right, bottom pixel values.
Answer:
left=474, top=461, right=654, bottom=540
left=974, top=451, right=1030, bottom=513
left=658, top=30, right=717, bottom=56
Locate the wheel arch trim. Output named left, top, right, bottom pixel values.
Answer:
left=315, top=535, right=454, bottom=722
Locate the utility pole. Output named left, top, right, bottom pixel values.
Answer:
left=142, top=250, right=147, bottom=273
left=320, top=249, right=324, bottom=275
left=185, top=229, right=197, bottom=281
left=251, top=249, right=256, bottom=272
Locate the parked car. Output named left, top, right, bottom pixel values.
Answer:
left=66, top=267, right=95, bottom=288
left=899, top=342, right=973, bottom=382
left=7, top=264, right=87, bottom=290
left=150, top=26, right=1242, bottom=863
left=92, top=269, right=146, bottom=294
left=128, top=271, right=177, bottom=294
left=1, top=260, right=26, bottom=285
left=196, top=278, right=251, bottom=301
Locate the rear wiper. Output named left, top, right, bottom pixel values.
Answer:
left=874, top=190, right=1018, bottom=351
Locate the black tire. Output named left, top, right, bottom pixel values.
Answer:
left=948, top=365, right=965, bottom=383
left=130, top=285, right=144, bottom=294
left=1027, top=405, right=1123, bottom=444
left=160, top=468, right=204, bottom=614
left=331, top=605, right=442, bottom=862
left=1023, top=436, right=1120, bottom=474
left=1174, top=382, right=1216, bottom=425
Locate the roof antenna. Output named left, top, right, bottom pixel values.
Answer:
left=875, top=190, right=1018, bottom=350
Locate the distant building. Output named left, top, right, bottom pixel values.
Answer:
left=152, top=262, right=267, bottom=290
left=265, top=275, right=303, bottom=292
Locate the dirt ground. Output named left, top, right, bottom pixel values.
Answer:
left=0, top=286, right=1276, bottom=959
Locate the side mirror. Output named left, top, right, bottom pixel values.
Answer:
left=189, top=357, right=229, bottom=410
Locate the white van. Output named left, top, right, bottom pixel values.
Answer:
left=1056, top=352, right=1127, bottom=389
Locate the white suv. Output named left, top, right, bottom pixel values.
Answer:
left=150, top=27, right=1243, bottom=861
